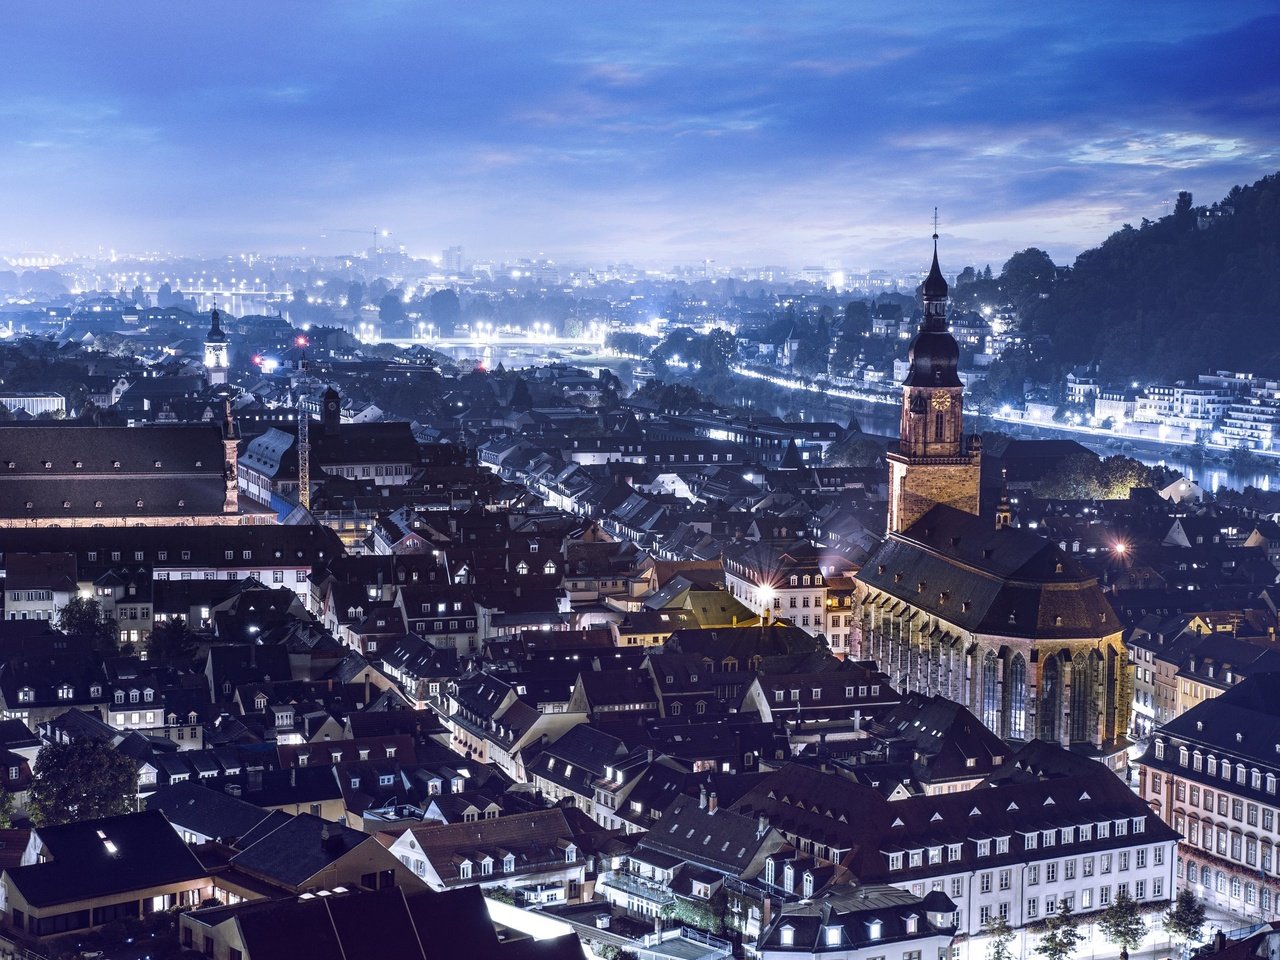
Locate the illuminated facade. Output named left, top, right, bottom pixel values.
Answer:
left=854, top=239, right=1131, bottom=768
left=204, top=307, right=229, bottom=386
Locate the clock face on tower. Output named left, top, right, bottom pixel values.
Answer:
left=930, top=393, right=952, bottom=411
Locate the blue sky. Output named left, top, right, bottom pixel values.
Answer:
left=1, top=1, right=1277, bottom=268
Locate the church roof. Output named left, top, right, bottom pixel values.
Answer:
left=0, top=423, right=230, bottom=519
left=856, top=505, right=1118, bottom=640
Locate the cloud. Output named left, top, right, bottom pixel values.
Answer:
left=0, top=1, right=1275, bottom=266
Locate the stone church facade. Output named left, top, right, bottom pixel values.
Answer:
left=854, top=238, right=1131, bottom=768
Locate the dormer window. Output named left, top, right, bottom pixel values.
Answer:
left=780, top=925, right=794, bottom=947
left=17, top=687, right=35, bottom=704
left=516, top=561, right=529, bottom=575
left=114, top=690, right=125, bottom=704
left=57, top=684, right=74, bottom=700
left=503, top=853, right=515, bottom=873
left=867, top=919, right=882, bottom=940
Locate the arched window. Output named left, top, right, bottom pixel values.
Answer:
left=1040, top=655, right=1061, bottom=742
left=1009, top=654, right=1027, bottom=740
left=1069, top=653, right=1092, bottom=742
left=982, top=651, right=1001, bottom=734
left=934, top=412, right=945, bottom=442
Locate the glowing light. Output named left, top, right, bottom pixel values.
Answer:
left=295, top=335, right=309, bottom=348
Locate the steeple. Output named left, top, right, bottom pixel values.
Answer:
left=884, top=230, right=981, bottom=534
left=922, top=232, right=948, bottom=326
left=903, top=229, right=960, bottom=388
left=996, top=467, right=1013, bottom=530
left=204, top=305, right=229, bottom=386
left=207, top=306, right=226, bottom=343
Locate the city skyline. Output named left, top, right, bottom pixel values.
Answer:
left=1, top=2, right=1278, bottom=268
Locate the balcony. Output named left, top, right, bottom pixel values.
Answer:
left=599, top=870, right=676, bottom=907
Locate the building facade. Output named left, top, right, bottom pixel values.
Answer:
left=1137, top=672, right=1280, bottom=925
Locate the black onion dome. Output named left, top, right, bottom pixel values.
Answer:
left=903, top=237, right=961, bottom=387
left=904, top=327, right=961, bottom=386
left=206, top=307, right=226, bottom=343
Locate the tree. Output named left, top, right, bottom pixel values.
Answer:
left=29, top=738, right=136, bottom=825
left=146, top=619, right=197, bottom=665
left=1035, top=902, right=1082, bottom=960
left=1164, top=889, right=1206, bottom=954
left=984, top=915, right=1015, bottom=960
left=0, top=788, right=13, bottom=828
left=379, top=291, right=407, bottom=327
left=1099, top=889, right=1147, bottom=959
left=57, top=596, right=117, bottom=651
left=823, top=433, right=885, bottom=468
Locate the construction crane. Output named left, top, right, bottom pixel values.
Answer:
left=320, top=226, right=392, bottom=257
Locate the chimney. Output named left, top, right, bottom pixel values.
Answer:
left=321, top=824, right=343, bottom=852
left=364, top=675, right=371, bottom=706
left=1214, top=929, right=1227, bottom=952
left=248, top=768, right=263, bottom=793
left=757, top=813, right=769, bottom=838
left=708, top=791, right=718, bottom=814
left=291, top=767, right=297, bottom=788
left=699, top=784, right=707, bottom=810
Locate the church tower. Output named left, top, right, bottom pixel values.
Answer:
left=885, top=235, right=981, bottom=533
left=204, top=307, right=229, bottom=386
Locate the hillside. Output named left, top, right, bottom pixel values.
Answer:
left=1024, top=171, right=1280, bottom=383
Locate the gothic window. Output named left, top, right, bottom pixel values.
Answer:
left=1040, top=655, right=1061, bottom=742
left=934, top=412, right=945, bottom=442
left=1070, top=653, right=1092, bottom=742
left=1009, top=653, right=1027, bottom=740
left=982, top=651, right=1000, bottom=734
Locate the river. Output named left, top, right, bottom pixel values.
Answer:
left=851, top=407, right=1274, bottom=494
left=475, top=343, right=1275, bottom=494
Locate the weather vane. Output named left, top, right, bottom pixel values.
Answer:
left=932, top=207, right=940, bottom=239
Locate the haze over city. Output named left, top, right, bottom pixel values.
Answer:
left=3, top=1, right=1278, bottom=267
left=3, top=5, right=1280, bottom=960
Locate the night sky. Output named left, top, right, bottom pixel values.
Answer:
left=3, top=1, right=1277, bottom=267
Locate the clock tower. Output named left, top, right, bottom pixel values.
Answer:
left=885, top=235, right=981, bottom=534
left=204, top=307, right=229, bottom=386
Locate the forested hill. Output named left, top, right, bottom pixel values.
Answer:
left=1023, top=171, right=1280, bottom=383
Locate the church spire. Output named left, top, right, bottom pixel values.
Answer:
left=996, top=467, right=1013, bottom=530
left=207, top=305, right=226, bottom=343
left=922, top=214, right=948, bottom=329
